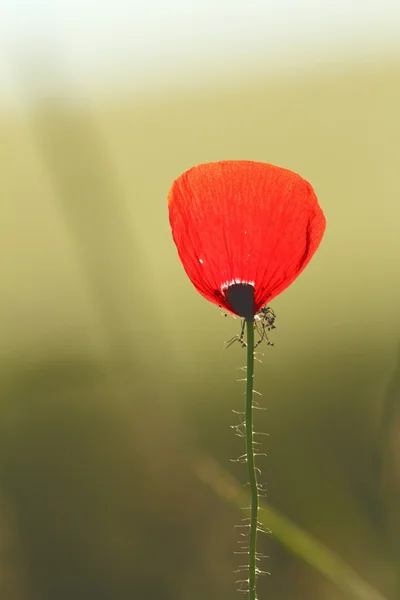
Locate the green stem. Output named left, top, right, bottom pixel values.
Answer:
left=245, top=318, right=258, bottom=600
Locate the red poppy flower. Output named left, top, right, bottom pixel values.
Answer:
left=168, top=160, right=326, bottom=319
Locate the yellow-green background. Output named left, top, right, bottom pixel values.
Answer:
left=0, top=57, right=400, bottom=599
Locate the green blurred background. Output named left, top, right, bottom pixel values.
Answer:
left=1, top=2, right=400, bottom=599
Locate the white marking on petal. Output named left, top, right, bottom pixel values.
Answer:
left=220, top=279, right=255, bottom=292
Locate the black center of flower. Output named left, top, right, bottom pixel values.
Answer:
left=226, top=284, right=255, bottom=320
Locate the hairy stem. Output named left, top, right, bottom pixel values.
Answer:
left=245, top=318, right=258, bottom=600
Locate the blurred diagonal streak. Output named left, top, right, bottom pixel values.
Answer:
left=378, top=344, right=400, bottom=564
left=17, top=57, right=157, bottom=367
left=196, top=456, right=389, bottom=600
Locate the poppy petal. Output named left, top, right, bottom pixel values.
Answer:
left=168, top=160, right=326, bottom=317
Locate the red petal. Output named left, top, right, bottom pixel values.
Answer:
left=168, top=160, right=326, bottom=316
